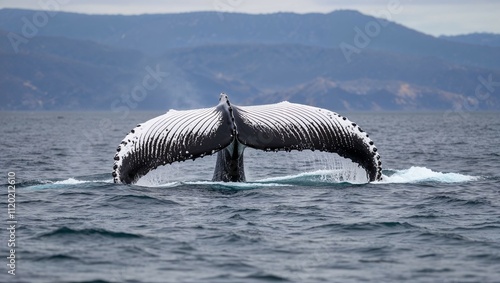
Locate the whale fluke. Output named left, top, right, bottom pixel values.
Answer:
left=113, top=94, right=382, bottom=184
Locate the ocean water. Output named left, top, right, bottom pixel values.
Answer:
left=1, top=111, right=499, bottom=283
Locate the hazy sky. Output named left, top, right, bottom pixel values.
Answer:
left=1, top=0, right=499, bottom=36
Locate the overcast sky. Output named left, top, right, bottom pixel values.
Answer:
left=1, top=0, right=499, bottom=36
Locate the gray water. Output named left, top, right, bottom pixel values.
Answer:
left=1, top=111, right=499, bottom=283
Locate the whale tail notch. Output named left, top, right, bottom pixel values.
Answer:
left=113, top=94, right=382, bottom=184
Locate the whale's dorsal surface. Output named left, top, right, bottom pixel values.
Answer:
left=113, top=94, right=382, bottom=184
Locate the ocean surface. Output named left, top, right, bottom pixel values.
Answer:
left=1, top=111, right=499, bottom=283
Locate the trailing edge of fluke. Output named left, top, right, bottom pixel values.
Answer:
left=113, top=94, right=382, bottom=184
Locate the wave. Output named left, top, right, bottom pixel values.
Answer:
left=136, top=167, right=478, bottom=187
left=308, top=221, right=418, bottom=231
left=36, top=226, right=143, bottom=239
left=378, top=166, right=479, bottom=184
left=136, top=179, right=292, bottom=189
left=35, top=254, right=83, bottom=262
left=22, top=166, right=479, bottom=190
left=52, top=178, right=112, bottom=185
left=106, top=194, right=180, bottom=206
left=22, top=177, right=113, bottom=190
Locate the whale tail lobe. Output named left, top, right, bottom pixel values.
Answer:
left=113, top=94, right=382, bottom=184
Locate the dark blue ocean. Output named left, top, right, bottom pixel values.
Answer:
left=1, top=111, right=499, bottom=283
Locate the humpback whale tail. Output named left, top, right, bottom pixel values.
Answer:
left=113, top=94, right=382, bottom=184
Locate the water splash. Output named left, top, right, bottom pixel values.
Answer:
left=256, top=169, right=368, bottom=184
left=23, top=166, right=479, bottom=190
left=23, top=178, right=112, bottom=190
left=53, top=178, right=90, bottom=185
left=378, top=166, right=479, bottom=184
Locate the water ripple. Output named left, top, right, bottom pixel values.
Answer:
left=36, top=227, right=144, bottom=239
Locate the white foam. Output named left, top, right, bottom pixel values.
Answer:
left=25, top=178, right=113, bottom=190
left=135, top=180, right=179, bottom=188
left=377, top=166, right=479, bottom=184
left=53, top=178, right=88, bottom=185
left=254, top=167, right=479, bottom=185
left=35, top=166, right=478, bottom=190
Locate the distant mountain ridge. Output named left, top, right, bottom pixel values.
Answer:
left=1, top=9, right=500, bottom=70
left=441, top=33, right=500, bottom=47
left=0, top=9, right=499, bottom=111
left=164, top=44, right=499, bottom=111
